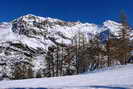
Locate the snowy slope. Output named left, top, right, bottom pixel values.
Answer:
left=0, top=22, right=46, bottom=49
left=0, top=64, right=133, bottom=89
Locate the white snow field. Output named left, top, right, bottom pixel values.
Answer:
left=0, top=64, right=133, bottom=89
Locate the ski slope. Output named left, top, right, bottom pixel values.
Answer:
left=0, top=64, right=133, bottom=89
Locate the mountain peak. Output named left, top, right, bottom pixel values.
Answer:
left=20, top=14, right=63, bottom=23
left=104, top=20, right=120, bottom=26
left=103, top=20, right=121, bottom=34
left=24, top=14, right=36, bottom=17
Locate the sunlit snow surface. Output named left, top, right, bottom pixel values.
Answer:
left=0, top=22, right=46, bottom=49
left=0, top=64, right=133, bottom=89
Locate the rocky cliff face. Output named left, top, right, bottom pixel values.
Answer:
left=0, top=14, right=127, bottom=79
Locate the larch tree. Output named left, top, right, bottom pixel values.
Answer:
left=117, top=11, right=131, bottom=64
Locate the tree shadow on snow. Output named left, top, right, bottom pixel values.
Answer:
left=5, top=85, right=133, bottom=89
left=89, top=85, right=130, bottom=89
left=62, top=85, right=132, bottom=89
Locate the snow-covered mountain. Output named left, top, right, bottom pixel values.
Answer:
left=0, top=14, right=123, bottom=49
left=0, top=14, right=128, bottom=79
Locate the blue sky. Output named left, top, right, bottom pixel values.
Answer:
left=0, top=0, right=132, bottom=24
